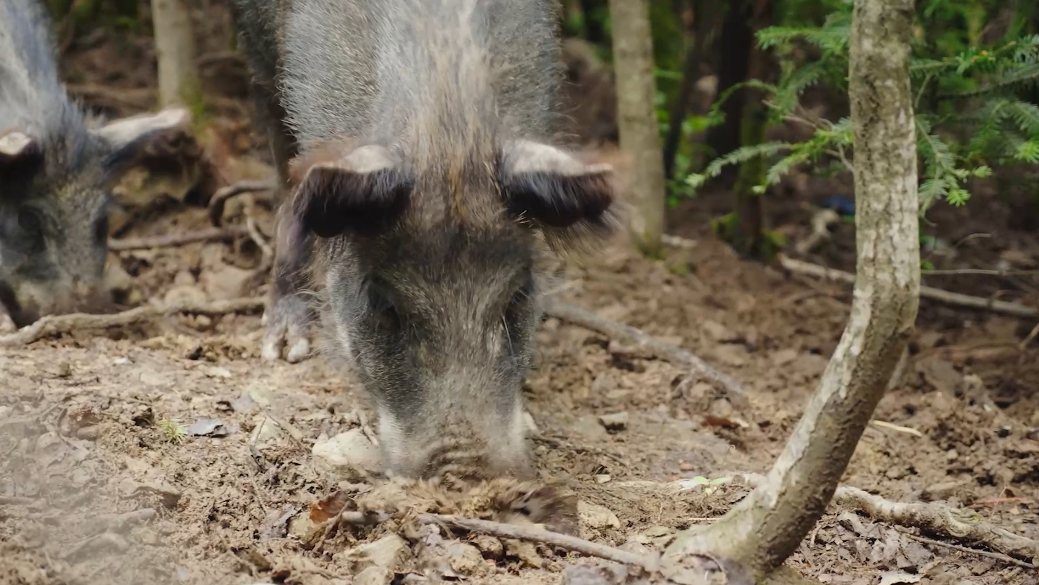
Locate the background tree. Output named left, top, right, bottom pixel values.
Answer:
left=150, top=0, right=199, bottom=111
left=608, top=0, right=668, bottom=257
left=663, top=0, right=921, bottom=576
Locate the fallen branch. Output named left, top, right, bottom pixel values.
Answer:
left=208, top=180, right=275, bottom=226
left=778, top=255, right=1038, bottom=319
left=833, top=485, right=1039, bottom=565
left=337, top=510, right=657, bottom=570
left=542, top=300, right=749, bottom=407
left=903, top=533, right=1035, bottom=570
left=0, top=297, right=265, bottom=347
left=109, top=226, right=250, bottom=251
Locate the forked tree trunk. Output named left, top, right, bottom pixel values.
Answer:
left=151, top=0, right=199, bottom=109
left=608, top=0, right=668, bottom=257
left=661, top=0, right=920, bottom=578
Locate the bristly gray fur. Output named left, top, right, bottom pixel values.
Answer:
left=0, top=0, right=93, bottom=174
left=230, top=0, right=615, bottom=480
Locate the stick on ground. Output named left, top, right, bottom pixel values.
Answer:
left=543, top=299, right=749, bottom=407
left=337, top=510, right=658, bottom=571
left=0, top=297, right=265, bottom=347
left=109, top=226, right=250, bottom=251
left=208, top=180, right=275, bottom=226
left=779, top=254, right=1039, bottom=319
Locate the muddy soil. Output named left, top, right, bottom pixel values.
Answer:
left=3, top=8, right=1039, bottom=585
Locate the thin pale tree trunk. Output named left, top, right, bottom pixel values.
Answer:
left=660, top=0, right=920, bottom=578
left=151, top=0, right=199, bottom=109
left=608, top=0, right=667, bottom=257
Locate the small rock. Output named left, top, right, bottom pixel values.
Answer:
left=921, top=479, right=973, bottom=502
left=678, top=462, right=695, bottom=472
left=163, top=285, right=208, bottom=306
left=594, top=474, right=611, bottom=484
left=597, top=412, right=629, bottom=432
left=139, top=370, right=172, bottom=388
left=701, top=320, right=737, bottom=342
left=287, top=511, right=318, bottom=540
left=353, top=567, right=393, bottom=585
left=447, top=543, right=485, bottom=576
left=188, top=418, right=230, bottom=437
left=312, top=429, right=383, bottom=478
left=103, top=261, right=134, bottom=295
left=469, top=535, right=503, bottom=559
left=771, top=349, right=798, bottom=366
left=173, top=271, right=197, bottom=286
left=504, top=539, right=542, bottom=568
left=200, top=264, right=254, bottom=301
left=573, top=415, right=608, bottom=441
left=250, top=415, right=282, bottom=448
left=204, top=367, right=232, bottom=379
left=578, top=500, right=620, bottom=530
left=712, top=345, right=748, bottom=367
left=76, top=425, right=101, bottom=441
left=346, top=534, right=411, bottom=573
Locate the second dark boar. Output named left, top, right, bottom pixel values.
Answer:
left=232, top=0, right=617, bottom=479
left=0, top=0, right=187, bottom=327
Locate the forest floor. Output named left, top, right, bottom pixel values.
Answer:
left=2, top=12, right=1039, bottom=585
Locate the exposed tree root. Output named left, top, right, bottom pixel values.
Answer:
left=833, top=485, right=1039, bottom=565
left=0, top=298, right=265, bottom=347
left=543, top=299, right=749, bottom=407
left=109, top=226, right=250, bottom=251
left=778, top=255, right=1038, bottom=319
left=208, top=180, right=275, bottom=226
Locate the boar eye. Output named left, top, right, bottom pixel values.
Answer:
left=504, top=278, right=533, bottom=327
left=367, top=284, right=400, bottom=329
left=94, top=216, right=109, bottom=244
left=14, top=207, right=45, bottom=251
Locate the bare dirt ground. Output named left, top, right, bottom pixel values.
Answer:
left=3, top=9, right=1039, bottom=585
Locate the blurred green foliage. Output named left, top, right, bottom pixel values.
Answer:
left=681, top=0, right=1039, bottom=214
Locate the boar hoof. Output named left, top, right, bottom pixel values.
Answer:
left=261, top=294, right=314, bottom=363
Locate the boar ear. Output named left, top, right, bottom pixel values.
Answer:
left=291, top=145, right=412, bottom=239
left=91, top=108, right=190, bottom=177
left=500, top=141, right=615, bottom=233
left=0, top=130, right=44, bottom=185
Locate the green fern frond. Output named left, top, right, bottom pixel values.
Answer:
left=686, top=142, right=791, bottom=190
left=1004, top=100, right=1039, bottom=136
left=1016, top=140, right=1039, bottom=163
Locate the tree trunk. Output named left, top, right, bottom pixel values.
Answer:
left=608, top=0, right=667, bottom=257
left=661, top=0, right=920, bottom=577
left=579, top=0, right=606, bottom=45
left=728, top=0, right=774, bottom=259
left=662, top=0, right=716, bottom=180
left=151, top=0, right=199, bottom=109
left=705, top=0, right=752, bottom=169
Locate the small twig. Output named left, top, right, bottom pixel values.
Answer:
left=779, top=255, right=1039, bottom=319
left=209, top=180, right=275, bottom=227
left=336, top=510, right=657, bottom=571
left=543, top=300, right=749, bottom=408
left=923, top=268, right=1039, bottom=276
left=795, top=208, right=840, bottom=255
left=109, top=226, right=250, bottom=251
left=0, top=297, right=265, bottom=347
left=869, top=420, right=923, bottom=438
left=833, top=485, right=1039, bottom=564
left=1019, top=321, right=1039, bottom=350
left=903, top=532, right=1036, bottom=570
left=661, top=234, right=697, bottom=249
